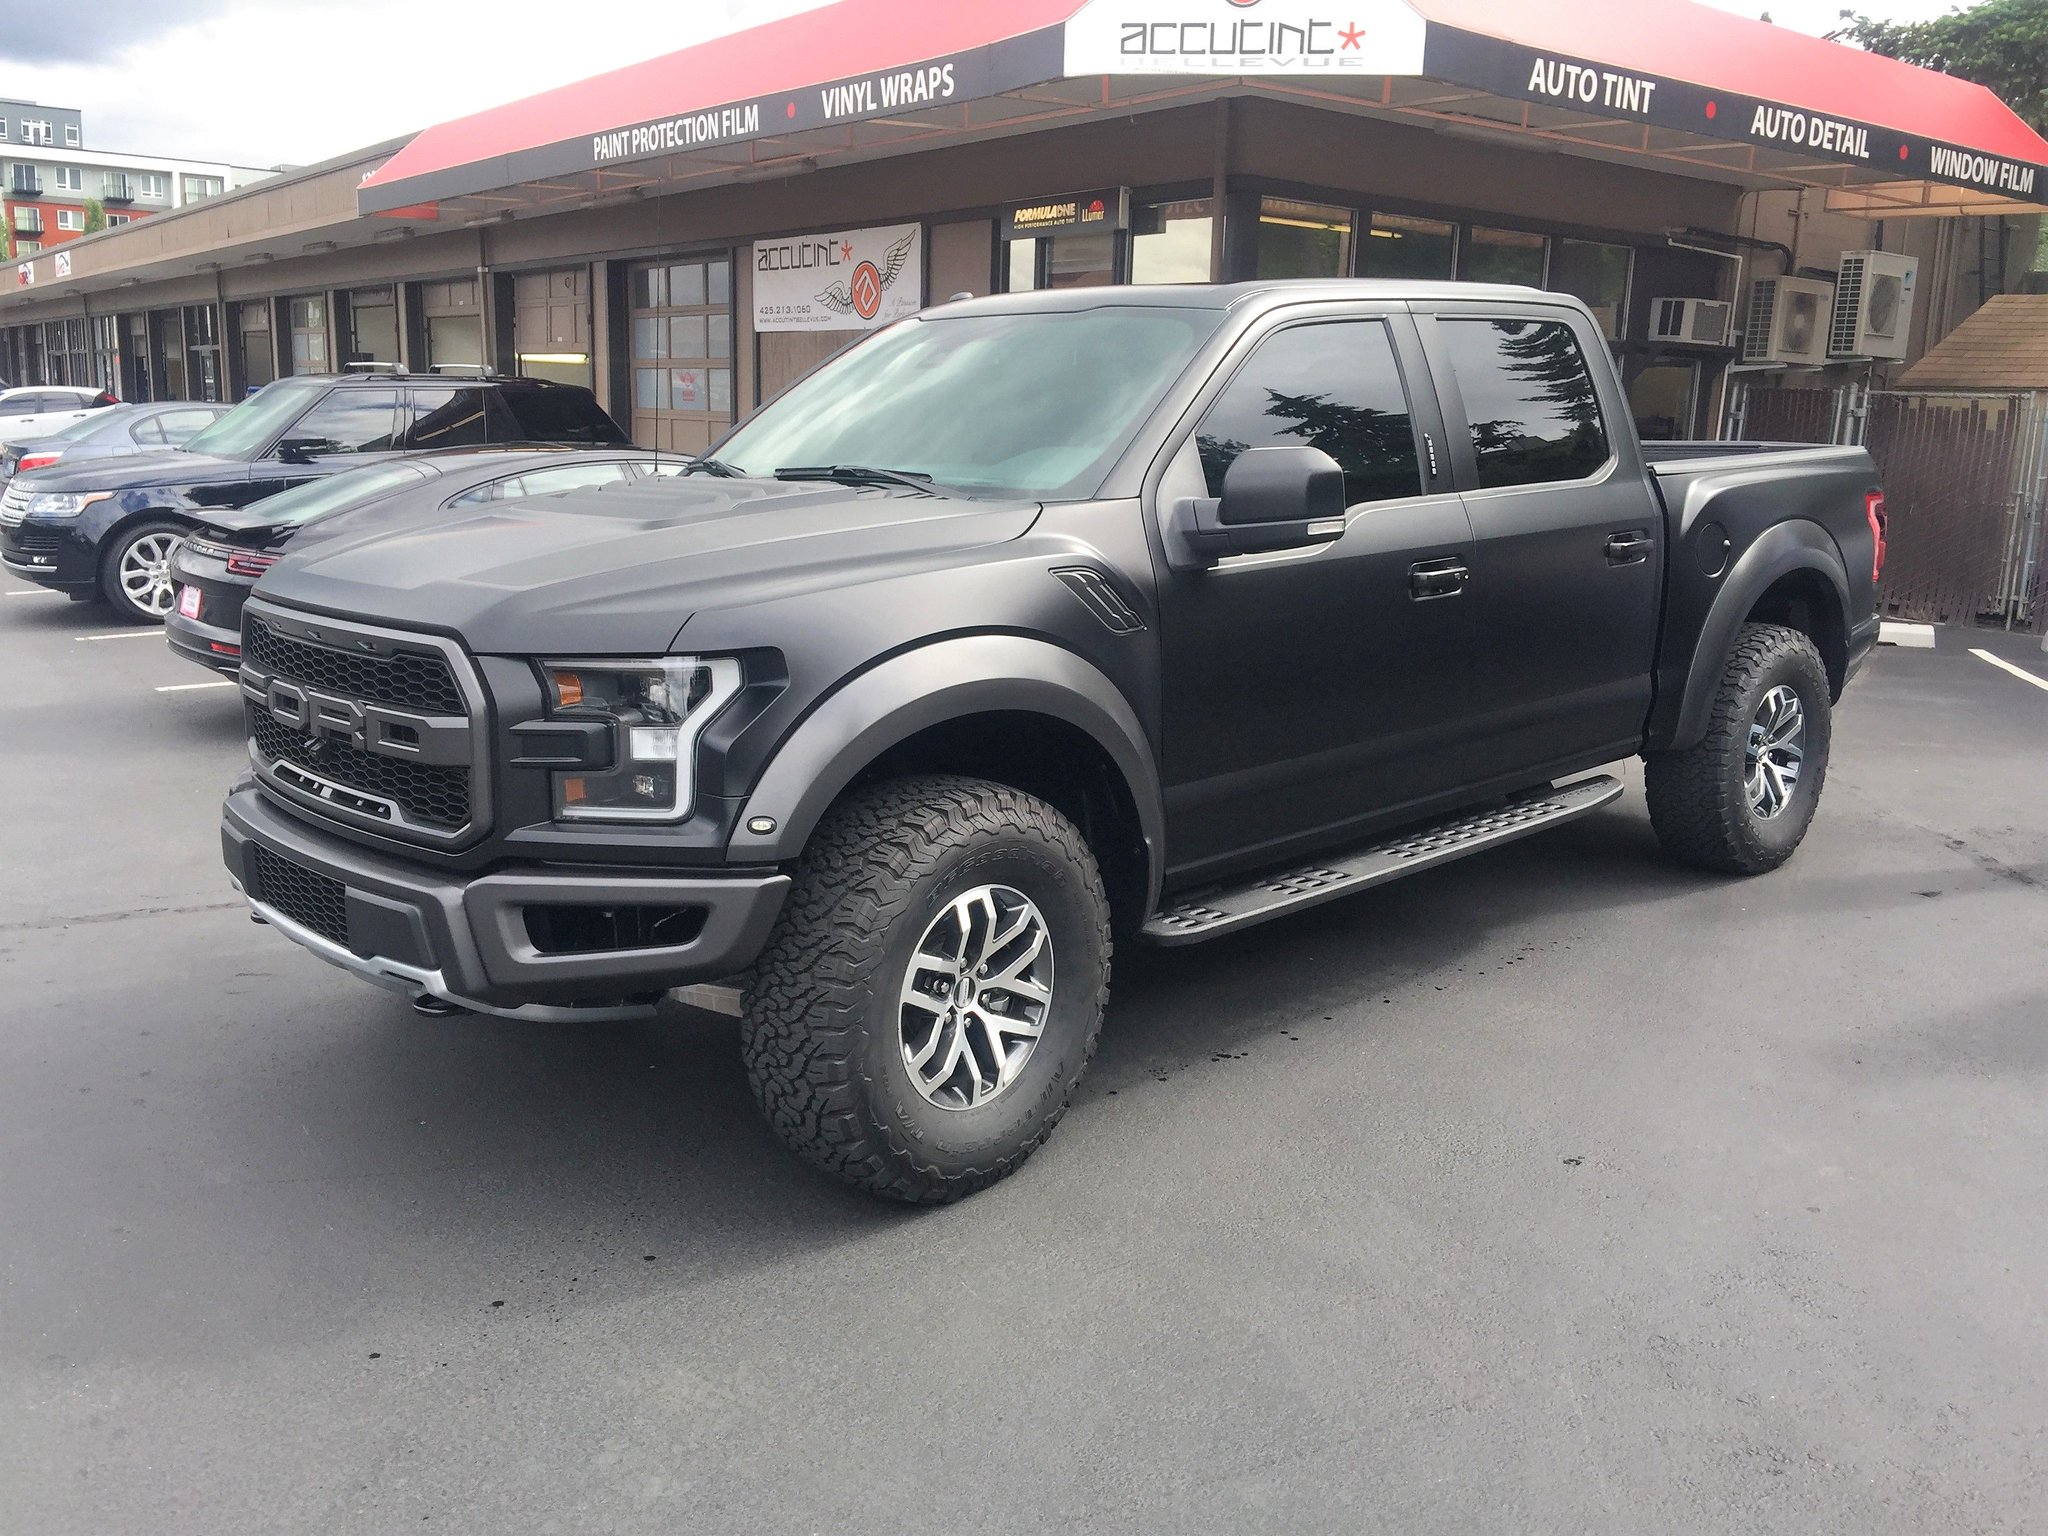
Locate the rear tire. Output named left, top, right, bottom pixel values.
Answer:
left=1645, top=622, right=1832, bottom=875
left=99, top=519, right=187, bottom=624
left=740, top=775, right=1111, bottom=1204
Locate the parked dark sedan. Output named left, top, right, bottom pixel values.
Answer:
left=0, top=370, right=628, bottom=622
left=0, top=401, right=230, bottom=484
left=166, top=447, right=682, bottom=675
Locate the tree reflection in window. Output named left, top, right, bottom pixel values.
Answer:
left=1195, top=321, right=1421, bottom=507
left=1441, top=318, right=1609, bottom=489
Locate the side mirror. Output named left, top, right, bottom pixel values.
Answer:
left=274, top=437, right=324, bottom=464
left=1166, top=446, right=1348, bottom=570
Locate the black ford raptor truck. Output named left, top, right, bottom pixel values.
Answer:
left=222, top=281, right=1885, bottom=1202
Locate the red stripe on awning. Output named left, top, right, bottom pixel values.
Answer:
left=1415, top=0, right=2048, bottom=167
left=359, top=0, right=1085, bottom=199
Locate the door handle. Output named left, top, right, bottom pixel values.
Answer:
left=1605, top=531, right=1654, bottom=565
left=1408, top=558, right=1470, bottom=600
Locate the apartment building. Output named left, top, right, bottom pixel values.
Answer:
left=2, top=99, right=276, bottom=256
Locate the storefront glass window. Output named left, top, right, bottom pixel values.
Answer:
left=346, top=288, right=398, bottom=367
left=1005, top=239, right=1040, bottom=293
left=1362, top=214, right=1455, bottom=279
left=1549, top=238, right=1632, bottom=340
left=289, top=296, right=327, bottom=375
left=1046, top=231, right=1116, bottom=290
left=628, top=254, right=734, bottom=452
left=1131, top=199, right=1213, bottom=284
left=1255, top=198, right=1353, bottom=279
left=238, top=301, right=275, bottom=393
left=1462, top=226, right=1547, bottom=286
left=1629, top=362, right=1697, bottom=441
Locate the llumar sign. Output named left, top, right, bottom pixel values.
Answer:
left=1001, top=188, right=1131, bottom=240
left=1062, top=0, right=1428, bottom=76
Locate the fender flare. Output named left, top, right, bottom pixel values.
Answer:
left=727, top=634, right=1165, bottom=907
left=1667, top=520, right=1850, bottom=750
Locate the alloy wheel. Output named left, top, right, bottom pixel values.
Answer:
left=1745, top=684, right=1805, bottom=820
left=118, top=531, right=182, bottom=618
left=897, top=884, right=1055, bottom=1111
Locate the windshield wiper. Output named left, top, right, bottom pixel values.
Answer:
left=772, top=464, right=937, bottom=494
left=679, top=456, right=744, bottom=478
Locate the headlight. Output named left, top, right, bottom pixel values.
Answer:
left=26, top=491, right=113, bottom=519
left=541, top=657, right=742, bottom=822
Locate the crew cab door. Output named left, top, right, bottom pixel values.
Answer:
left=1152, top=309, right=1477, bottom=881
left=1418, top=305, right=1663, bottom=776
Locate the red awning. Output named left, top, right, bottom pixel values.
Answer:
left=358, top=0, right=2048, bottom=215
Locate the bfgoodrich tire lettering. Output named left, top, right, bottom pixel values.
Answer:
left=740, top=775, right=1111, bottom=1203
left=1645, top=622, right=1833, bottom=875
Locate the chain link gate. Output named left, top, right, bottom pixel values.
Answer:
left=1723, top=380, right=2048, bottom=635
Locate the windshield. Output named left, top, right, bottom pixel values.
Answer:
left=716, top=305, right=1222, bottom=499
left=242, top=459, right=433, bottom=527
left=179, top=379, right=327, bottom=461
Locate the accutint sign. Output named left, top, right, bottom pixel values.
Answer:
left=1001, top=188, right=1131, bottom=240
left=753, top=222, right=923, bottom=332
left=1062, top=0, right=1427, bottom=76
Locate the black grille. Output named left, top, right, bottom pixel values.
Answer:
left=244, top=617, right=464, bottom=715
left=246, top=843, right=350, bottom=948
left=4, top=525, right=62, bottom=555
left=250, top=706, right=472, bottom=831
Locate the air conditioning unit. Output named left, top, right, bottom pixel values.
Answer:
left=1650, top=296, right=1734, bottom=348
left=1743, top=276, right=1835, bottom=366
left=1829, top=250, right=1918, bottom=360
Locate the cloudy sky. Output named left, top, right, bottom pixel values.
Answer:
left=11, top=0, right=1956, bottom=169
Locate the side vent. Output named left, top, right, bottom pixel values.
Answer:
left=1052, top=566, right=1145, bottom=633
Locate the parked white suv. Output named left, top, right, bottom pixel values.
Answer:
left=0, top=385, right=119, bottom=442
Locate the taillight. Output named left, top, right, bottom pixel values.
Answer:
left=16, top=452, right=60, bottom=472
left=226, top=551, right=279, bottom=578
left=1865, top=490, right=1887, bottom=583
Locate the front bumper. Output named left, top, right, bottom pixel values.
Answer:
left=0, top=516, right=95, bottom=591
left=222, top=780, right=790, bottom=1021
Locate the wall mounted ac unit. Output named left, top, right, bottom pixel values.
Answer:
left=1743, top=276, right=1835, bottom=366
left=1650, top=296, right=1733, bottom=347
left=1829, top=250, right=1918, bottom=360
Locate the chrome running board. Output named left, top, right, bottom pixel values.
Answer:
left=1140, top=775, right=1624, bottom=945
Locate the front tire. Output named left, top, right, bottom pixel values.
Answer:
left=1645, top=622, right=1832, bottom=874
left=741, top=775, right=1111, bottom=1204
left=99, top=519, right=187, bottom=624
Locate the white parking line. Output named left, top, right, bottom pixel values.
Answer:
left=6, top=587, right=65, bottom=598
left=155, top=680, right=236, bottom=693
left=74, top=630, right=162, bottom=642
left=1879, top=621, right=1936, bottom=649
left=1969, top=648, right=2048, bottom=693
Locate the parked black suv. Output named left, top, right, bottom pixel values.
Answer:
left=167, top=447, right=680, bottom=675
left=225, top=282, right=1885, bottom=1202
left=1, top=372, right=627, bottom=621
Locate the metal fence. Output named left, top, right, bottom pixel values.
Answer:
left=1723, top=381, right=2048, bottom=634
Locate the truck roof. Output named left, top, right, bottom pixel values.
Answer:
left=936, top=279, right=1568, bottom=317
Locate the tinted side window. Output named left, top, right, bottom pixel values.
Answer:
left=399, top=387, right=492, bottom=449
left=1439, top=318, right=1609, bottom=489
left=283, top=388, right=400, bottom=454
left=1195, top=320, right=1422, bottom=507
left=498, top=388, right=627, bottom=445
left=157, top=410, right=221, bottom=444
left=131, top=416, right=167, bottom=445
left=446, top=461, right=633, bottom=508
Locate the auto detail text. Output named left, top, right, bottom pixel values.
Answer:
left=1750, top=106, right=1870, bottom=161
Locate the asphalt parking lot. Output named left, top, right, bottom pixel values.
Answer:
left=3, top=581, right=2044, bottom=1535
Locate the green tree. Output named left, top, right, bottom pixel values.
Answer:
left=1832, top=0, right=2048, bottom=135
left=82, top=198, right=106, bottom=235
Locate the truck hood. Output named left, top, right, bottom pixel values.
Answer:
left=252, top=478, right=1043, bottom=654
left=15, top=449, right=249, bottom=493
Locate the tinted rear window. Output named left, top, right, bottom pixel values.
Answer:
left=498, top=389, right=627, bottom=444
left=1439, top=317, right=1610, bottom=489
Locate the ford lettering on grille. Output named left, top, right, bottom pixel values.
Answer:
left=239, top=599, right=487, bottom=845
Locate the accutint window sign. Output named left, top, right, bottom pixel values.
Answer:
left=1001, top=188, right=1131, bottom=241
left=1062, top=0, right=1428, bottom=77
left=753, top=222, right=923, bottom=332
